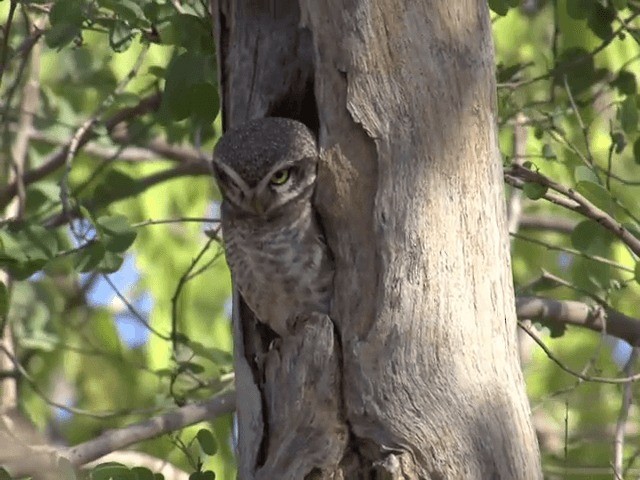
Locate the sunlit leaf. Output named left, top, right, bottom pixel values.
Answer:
left=573, top=166, right=599, bottom=184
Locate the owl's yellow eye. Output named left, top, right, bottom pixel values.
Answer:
left=269, top=168, right=291, bottom=185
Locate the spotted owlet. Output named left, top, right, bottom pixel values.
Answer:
left=212, top=117, right=334, bottom=337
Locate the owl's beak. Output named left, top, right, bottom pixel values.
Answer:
left=251, top=195, right=265, bottom=215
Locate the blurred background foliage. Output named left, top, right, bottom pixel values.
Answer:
left=0, top=0, right=639, bottom=479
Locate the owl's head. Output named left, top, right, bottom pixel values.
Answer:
left=212, top=117, right=318, bottom=218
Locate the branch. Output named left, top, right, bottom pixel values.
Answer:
left=43, top=160, right=211, bottom=228
left=62, top=390, right=235, bottom=467
left=0, top=93, right=162, bottom=208
left=507, top=164, right=640, bottom=257
left=515, top=296, right=640, bottom=346
left=517, top=214, right=576, bottom=234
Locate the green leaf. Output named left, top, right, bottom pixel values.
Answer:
left=74, top=242, right=106, bottom=272
left=542, top=144, right=555, bottom=158
left=91, top=462, right=133, bottom=480
left=196, top=428, right=218, bottom=455
left=635, top=261, right=640, bottom=284
left=587, top=4, right=615, bottom=40
left=157, top=14, right=212, bottom=51
left=161, top=52, right=216, bottom=121
left=98, top=0, right=145, bottom=25
left=178, top=361, right=205, bottom=374
left=612, top=0, right=627, bottom=8
left=610, top=131, right=626, bottom=154
left=187, top=340, right=233, bottom=365
left=143, top=2, right=175, bottom=24
left=523, top=182, right=547, bottom=200
left=566, top=0, right=594, bottom=19
left=0, top=228, right=28, bottom=262
left=0, top=281, right=8, bottom=319
left=575, top=181, right=614, bottom=212
left=185, top=82, right=220, bottom=126
left=96, top=215, right=137, bottom=253
left=24, top=182, right=61, bottom=219
left=619, top=96, right=638, bottom=134
left=571, top=219, right=615, bottom=253
left=573, top=166, right=599, bottom=184
left=612, top=70, right=637, bottom=95
left=0, top=468, right=11, bottom=480
left=488, top=0, right=510, bottom=15
left=97, top=251, right=125, bottom=273
left=131, top=467, right=155, bottom=480
left=46, top=0, right=84, bottom=48
left=91, top=169, right=146, bottom=207
left=109, top=20, right=134, bottom=52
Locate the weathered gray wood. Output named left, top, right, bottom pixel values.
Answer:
left=211, top=1, right=542, bottom=478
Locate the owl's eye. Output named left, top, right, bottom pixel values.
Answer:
left=269, top=168, right=291, bottom=185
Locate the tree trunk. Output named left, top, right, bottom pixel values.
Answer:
left=211, top=1, right=543, bottom=478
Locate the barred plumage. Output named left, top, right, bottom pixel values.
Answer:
left=212, top=118, right=333, bottom=336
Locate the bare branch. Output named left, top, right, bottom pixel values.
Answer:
left=43, top=160, right=211, bottom=228
left=515, top=296, right=640, bottom=346
left=507, top=164, right=640, bottom=257
left=517, top=214, right=575, bottom=234
left=510, top=232, right=634, bottom=272
left=63, top=390, right=235, bottom=467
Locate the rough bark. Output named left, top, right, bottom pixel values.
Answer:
left=211, top=1, right=543, bottom=478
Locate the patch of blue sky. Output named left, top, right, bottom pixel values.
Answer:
left=83, top=254, right=154, bottom=348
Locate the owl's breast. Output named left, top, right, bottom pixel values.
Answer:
left=221, top=210, right=333, bottom=336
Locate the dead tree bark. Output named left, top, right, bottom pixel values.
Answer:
left=211, top=1, right=543, bottom=478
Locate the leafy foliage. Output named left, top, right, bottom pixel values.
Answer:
left=493, top=1, right=640, bottom=477
left=1, top=0, right=231, bottom=478
left=1, top=0, right=640, bottom=478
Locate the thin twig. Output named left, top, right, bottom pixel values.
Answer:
left=101, top=274, right=171, bottom=341
left=508, top=164, right=640, bottom=257
left=510, top=232, right=634, bottom=272
left=562, top=75, right=597, bottom=174
left=63, top=390, right=235, bottom=467
left=518, top=322, right=640, bottom=384
left=0, top=344, right=163, bottom=419
left=171, top=237, right=215, bottom=350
